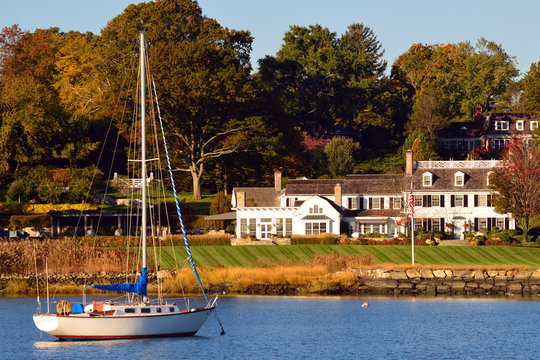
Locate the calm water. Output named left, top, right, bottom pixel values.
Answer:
left=1, top=296, right=539, bottom=360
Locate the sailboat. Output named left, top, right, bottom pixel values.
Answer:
left=33, top=31, right=218, bottom=340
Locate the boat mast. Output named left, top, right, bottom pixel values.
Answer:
left=140, top=30, right=147, bottom=270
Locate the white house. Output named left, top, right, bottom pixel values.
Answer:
left=231, top=152, right=515, bottom=240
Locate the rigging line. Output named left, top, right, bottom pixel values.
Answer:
left=151, top=78, right=208, bottom=302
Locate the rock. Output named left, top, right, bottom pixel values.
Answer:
left=420, top=269, right=434, bottom=279
left=433, top=270, right=446, bottom=278
left=389, top=271, right=408, bottom=280
left=507, top=282, right=522, bottom=295
left=472, top=270, right=485, bottom=280
left=451, top=281, right=466, bottom=291
left=437, top=285, right=450, bottom=293
left=406, top=269, right=421, bottom=278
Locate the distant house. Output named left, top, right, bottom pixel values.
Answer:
left=438, top=113, right=538, bottom=157
left=232, top=152, right=514, bottom=240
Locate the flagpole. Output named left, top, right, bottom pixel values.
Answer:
left=411, top=213, right=415, bottom=265
left=409, top=182, right=415, bottom=266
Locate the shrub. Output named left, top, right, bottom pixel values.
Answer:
left=291, top=233, right=338, bottom=245
left=9, top=214, right=50, bottom=229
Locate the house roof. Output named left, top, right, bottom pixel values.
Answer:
left=437, top=121, right=483, bottom=139
left=233, top=187, right=283, bottom=207
left=286, top=175, right=405, bottom=196
left=204, top=211, right=236, bottom=221
left=285, top=179, right=345, bottom=196
left=411, top=168, right=491, bottom=192
left=485, top=113, right=539, bottom=135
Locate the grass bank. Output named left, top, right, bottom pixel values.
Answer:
left=159, top=245, right=540, bottom=270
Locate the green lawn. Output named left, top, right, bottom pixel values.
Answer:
left=102, top=191, right=216, bottom=215
left=156, top=245, right=540, bottom=270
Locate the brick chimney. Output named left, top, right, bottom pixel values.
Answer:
left=406, top=149, right=414, bottom=176
left=274, top=171, right=282, bottom=191
left=334, top=184, right=342, bottom=207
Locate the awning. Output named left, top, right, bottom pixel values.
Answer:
left=204, top=211, right=236, bottom=221
left=355, top=218, right=390, bottom=224
left=301, top=215, right=331, bottom=220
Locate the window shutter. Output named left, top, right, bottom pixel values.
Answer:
left=348, top=198, right=352, bottom=209
left=505, top=218, right=509, bottom=229
left=368, top=198, right=372, bottom=209
left=487, top=194, right=492, bottom=207
left=474, top=195, right=478, bottom=207
left=423, top=195, right=428, bottom=207
left=359, top=197, right=364, bottom=210
left=440, top=195, right=445, bottom=207
left=389, top=198, right=393, bottom=209
left=450, top=195, right=455, bottom=207
left=474, top=218, right=479, bottom=231
left=381, top=197, right=385, bottom=209
left=488, top=218, right=492, bottom=231
left=464, top=195, right=468, bottom=207
left=440, top=218, right=445, bottom=232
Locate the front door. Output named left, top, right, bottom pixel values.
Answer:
left=260, top=224, right=272, bottom=240
left=453, top=220, right=466, bottom=239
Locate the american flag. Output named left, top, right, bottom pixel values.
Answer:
left=408, top=188, right=414, bottom=217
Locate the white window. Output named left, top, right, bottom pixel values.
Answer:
left=454, top=172, right=465, bottom=186
left=423, top=172, right=433, bottom=186
left=494, top=139, right=509, bottom=150
left=348, top=197, right=358, bottom=209
left=413, top=219, right=423, bottom=231
left=496, top=218, right=505, bottom=229
left=516, top=120, right=524, bottom=131
left=305, top=222, right=327, bottom=235
left=478, top=195, right=488, bottom=207
left=285, top=218, right=292, bottom=236
left=432, top=218, right=441, bottom=232
left=414, top=195, right=423, bottom=207
left=478, top=218, right=488, bottom=232
left=455, top=195, right=464, bottom=207
left=392, top=197, right=402, bottom=209
left=431, top=195, right=440, bottom=207
left=531, top=121, right=539, bottom=131
left=309, top=205, right=322, bottom=214
left=371, top=197, right=381, bottom=209
left=495, top=121, right=509, bottom=130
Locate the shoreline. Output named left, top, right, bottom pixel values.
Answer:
left=2, top=267, right=539, bottom=299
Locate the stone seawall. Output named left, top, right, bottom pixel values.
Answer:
left=353, top=269, right=540, bottom=297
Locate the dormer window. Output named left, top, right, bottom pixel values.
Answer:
left=495, top=121, right=509, bottom=130
left=531, top=121, right=539, bottom=131
left=516, top=120, right=524, bottom=131
left=422, top=172, right=433, bottom=187
left=454, top=171, right=465, bottom=186
left=309, top=205, right=322, bottom=214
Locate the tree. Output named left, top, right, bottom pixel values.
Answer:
left=259, top=23, right=387, bottom=137
left=490, top=139, right=540, bottom=242
left=409, top=86, right=449, bottom=141
left=100, top=0, right=255, bottom=200
left=324, top=136, right=358, bottom=178
left=521, top=62, right=540, bottom=113
left=394, top=39, right=518, bottom=123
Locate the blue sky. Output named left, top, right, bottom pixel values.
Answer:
left=1, top=0, right=538, bottom=75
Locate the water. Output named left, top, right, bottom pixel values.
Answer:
left=1, top=296, right=539, bottom=360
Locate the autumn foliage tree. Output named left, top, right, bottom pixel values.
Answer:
left=100, top=0, right=255, bottom=200
left=490, top=139, right=540, bottom=242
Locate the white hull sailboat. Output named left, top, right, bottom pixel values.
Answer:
left=33, top=31, right=219, bottom=340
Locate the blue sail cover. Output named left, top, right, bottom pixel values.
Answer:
left=93, top=267, right=148, bottom=296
